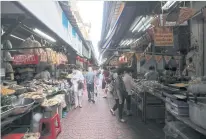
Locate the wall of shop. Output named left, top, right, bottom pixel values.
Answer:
left=190, top=1, right=206, bottom=76
left=18, top=1, right=83, bottom=55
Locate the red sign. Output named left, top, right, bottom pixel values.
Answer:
left=13, top=54, right=39, bottom=65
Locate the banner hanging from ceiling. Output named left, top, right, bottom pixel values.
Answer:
left=153, top=27, right=174, bottom=46
left=145, top=55, right=152, bottom=62
left=135, top=53, right=141, bottom=61
left=155, top=55, right=162, bottom=63
left=164, top=56, right=171, bottom=63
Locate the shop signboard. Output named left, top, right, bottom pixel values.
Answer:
left=153, top=27, right=174, bottom=46
left=159, top=14, right=188, bottom=26
left=178, top=7, right=196, bottom=24
left=13, top=54, right=39, bottom=65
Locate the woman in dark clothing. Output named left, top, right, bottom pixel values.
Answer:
left=102, top=66, right=110, bottom=98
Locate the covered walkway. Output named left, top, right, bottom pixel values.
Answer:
left=58, top=92, right=164, bottom=139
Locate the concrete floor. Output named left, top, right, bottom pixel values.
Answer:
left=58, top=91, right=165, bottom=139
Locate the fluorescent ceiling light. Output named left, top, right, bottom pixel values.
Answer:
left=130, top=16, right=142, bottom=31
left=10, top=34, right=25, bottom=41
left=162, top=1, right=176, bottom=10
left=143, top=24, right=151, bottom=32
left=33, top=28, right=56, bottom=42
left=138, top=17, right=153, bottom=32
left=132, top=17, right=146, bottom=32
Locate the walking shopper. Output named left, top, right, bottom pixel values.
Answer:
left=102, top=67, right=110, bottom=98
left=85, top=67, right=95, bottom=103
left=123, top=68, right=136, bottom=116
left=110, top=68, right=127, bottom=123
left=94, top=70, right=101, bottom=96
left=71, top=66, right=84, bottom=108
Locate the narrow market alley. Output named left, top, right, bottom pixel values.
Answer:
left=58, top=92, right=165, bottom=139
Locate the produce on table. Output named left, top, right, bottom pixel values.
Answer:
left=1, top=86, right=15, bottom=95
left=22, top=133, right=40, bottom=139
left=41, top=99, right=59, bottom=107
left=1, top=95, right=12, bottom=106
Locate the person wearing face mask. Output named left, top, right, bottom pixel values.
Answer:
left=71, top=66, right=84, bottom=108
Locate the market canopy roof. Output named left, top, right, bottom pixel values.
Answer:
left=99, top=1, right=161, bottom=61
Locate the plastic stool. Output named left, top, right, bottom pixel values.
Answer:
left=39, top=113, right=61, bottom=139
left=3, top=134, right=24, bottom=139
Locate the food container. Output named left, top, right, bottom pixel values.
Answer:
left=188, top=84, right=206, bottom=94
left=166, top=103, right=189, bottom=116
left=15, top=87, right=27, bottom=95
left=12, top=98, right=34, bottom=115
left=1, top=105, right=14, bottom=119
left=188, top=98, right=206, bottom=129
left=166, top=97, right=188, bottom=108
left=22, top=132, right=40, bottom=139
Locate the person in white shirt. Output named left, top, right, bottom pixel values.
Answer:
left=71, top=66, right=84, bottom=108
left=123, top=68, right=136, bottom=116
left=144, top=66, right=159, bottom=81
left=34, top=66, right=51, bottom=80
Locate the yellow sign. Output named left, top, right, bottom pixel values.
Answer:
left=154, top=27, right=174, bottom=46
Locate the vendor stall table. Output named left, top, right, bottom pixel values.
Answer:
left=133, top=83, right=206, bottom=138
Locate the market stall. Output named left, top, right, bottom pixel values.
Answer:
left=1, top=2, right=76, bottom=138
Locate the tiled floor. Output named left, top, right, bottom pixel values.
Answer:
left=58, top=91, right=165, bottom=139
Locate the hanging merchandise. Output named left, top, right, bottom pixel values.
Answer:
left=45, top=48, right=52, bottom=64
left=4, top=51, right=13, bottom=62
left=155, top=55, right=162, bottom=63
left=39, top=51, right=47, bottom=62
left=124, top=52, right=134, bottom=61
left=3, top=40, right=13, bottom=49
left=19, top=37, right=34, bottom=54
left=153, top=27, right=174, bottom=46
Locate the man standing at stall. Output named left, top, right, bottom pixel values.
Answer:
left=123, top=68, right=136, bottom=116
left=85, top=67, right=95, bottom=103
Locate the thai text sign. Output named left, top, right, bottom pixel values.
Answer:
left=154, top=27, right=174, bottom=46
left=13, top=54, right=39, bottom=65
